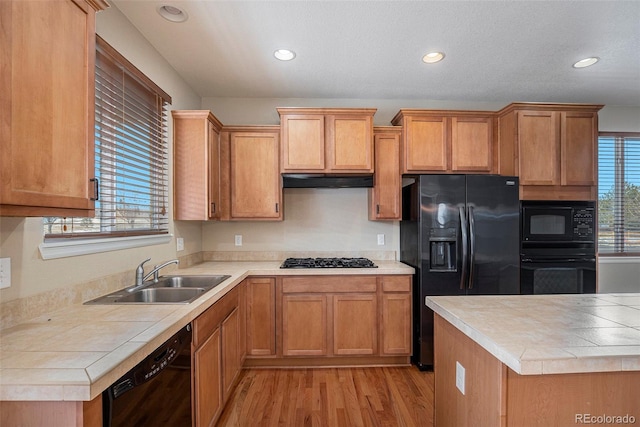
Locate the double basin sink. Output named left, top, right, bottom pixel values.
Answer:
left=85, top=275, right=231, bottom=305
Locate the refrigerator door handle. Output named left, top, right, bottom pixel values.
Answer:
left=459, top=206, right=469, bottom=290
left=468, top=206, right=476, bottom=289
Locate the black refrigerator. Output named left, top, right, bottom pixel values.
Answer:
left=400, top=175, right=520, bottom=369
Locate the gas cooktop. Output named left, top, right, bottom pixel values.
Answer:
left=280, top=257, right=378, bottom=269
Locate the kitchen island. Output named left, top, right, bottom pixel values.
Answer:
left=0, top=260, right=413, bottom=426
left=426, top=293, right=640, bottom=426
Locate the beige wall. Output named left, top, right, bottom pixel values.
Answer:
left=0, top=5, right=202, bottom=303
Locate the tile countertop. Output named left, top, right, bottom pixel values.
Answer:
left=0, top=260, right=413, bottom=402
left=426, top=293, right=640, bottom=376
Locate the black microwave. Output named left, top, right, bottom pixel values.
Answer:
left=521, top=200, right=595, bottom=244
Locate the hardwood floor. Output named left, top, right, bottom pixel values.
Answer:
left=217, top=366, right=434, bottom=427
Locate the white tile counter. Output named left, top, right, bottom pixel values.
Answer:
left=426, top=293, right=640, bottom=375
left=0, top=261, right=413, bottom=401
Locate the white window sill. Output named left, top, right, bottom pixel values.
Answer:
left=39, top=234, right=173, bottom=260
left=598, top=256, right=640, bottom=264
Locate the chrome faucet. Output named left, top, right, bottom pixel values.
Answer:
left=130, top=258, right=179, bottom=292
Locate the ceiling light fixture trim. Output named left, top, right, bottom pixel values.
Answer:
left=422, top=52, right=445, bottom=64
left=157, top=5, right=188, bottom=23
left=274, top=49, right=296, bottom=61
left=573, top=57, right=599, bottom=68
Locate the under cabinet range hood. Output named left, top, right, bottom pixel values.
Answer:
left=282, top=174, right=374, bottom=188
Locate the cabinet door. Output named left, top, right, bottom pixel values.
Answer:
left=333, top=294, right=377, bottom=355
left=517, top=111, right=560, bottom=186
left=370, top=130, right=401, bottom=220
left=221, top=307, right=240, bottom=402
left=381, top=293, right=412, bottom=355
left=0, top=0, right=99, bottom=216
left=208, top=120, right=222, bottom=219
left=561, top=112, right=598, bottom=186
left=326, top=115, right=373, bottom=171
left=403, top=116, right=448, bottom=172
left=281, top=115, right=325, bottom=171
left=193, top=328, right=222, bottom=427
left=246, top=278, right=276, bottom=356
left=451, top=116, right=493, bottom=172
left=282, top=294, right=328, bottom=356
left=230, top=131, right=282, bottom=219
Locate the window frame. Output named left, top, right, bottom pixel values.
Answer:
left=40, top=36, right=173, bottom=258
left=597, top=131, right=640, bottom=257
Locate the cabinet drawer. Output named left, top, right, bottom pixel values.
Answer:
left=382, top=276, right=412, bottom=293
left=282, top=276, right=377, bottom=293
left=193, top=287, right=238, bottom=348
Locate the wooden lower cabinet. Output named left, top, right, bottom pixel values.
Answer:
left=192, top=285, right=243, bottom=426
left=282, top=294, right=328, bottom=356
left=193, top=328, right=222, bottom=427
left=277, top=275, right=412, bottom=363
left=380, top=276, right=412, bottom=355
left=333, top=294, right=377, bottom=355
left=246, top=277, right=276, bottom=356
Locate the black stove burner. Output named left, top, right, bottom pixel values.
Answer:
left=280, top=257, right=378, bottom=269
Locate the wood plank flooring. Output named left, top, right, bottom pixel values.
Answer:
left=217, top=367, right=434, bottom=427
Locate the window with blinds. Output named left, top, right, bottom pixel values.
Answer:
left=598, top=132, right=640, bottom=254
left=44, top=36, right=171, bottom=239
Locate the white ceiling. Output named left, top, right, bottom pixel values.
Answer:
left=113, top=0, right=640, bottom=107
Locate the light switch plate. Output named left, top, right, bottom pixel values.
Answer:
left=235, top=235, right=242, bottom=246
left=456, top=361, right=466, bottom=395
left=176, top=237, right=184, bottom=252
left=0, top=258, right=11, bottom=289
left=377, top=234, right=385, bottom=245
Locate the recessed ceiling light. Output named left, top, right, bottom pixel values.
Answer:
left=157, top=5, right=188, bottom=23
left=274, top=49, right=296, bottom=61
left=573, top=57, right=599, bottom=68
left=422, top=52, right=445, bottom=64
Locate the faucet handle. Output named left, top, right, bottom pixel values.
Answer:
left=137, top=258, right=151, bottom=273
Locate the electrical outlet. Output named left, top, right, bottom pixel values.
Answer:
left=0, top=258, right=11, bottom=289
left=176, top=237, right=184, bottom=252
left=234, top=235, right=242, bottom=246
left=456, top=361, right=466, bottom=395
left=377, top=234, right=385, bottom=246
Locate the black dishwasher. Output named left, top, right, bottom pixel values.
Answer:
left=103, top=324, right=192, bottom=427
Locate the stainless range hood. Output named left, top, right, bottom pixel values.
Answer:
left=282, top=174, right=374, bottom=188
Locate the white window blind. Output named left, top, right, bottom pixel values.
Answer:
left=598, top=133, right=640, bottom=254
left=44, top=36, right=171, bottom=238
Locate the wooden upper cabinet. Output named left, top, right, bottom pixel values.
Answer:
left=497, top=103, right=603, bottom=200
left=369, top=127, right=402, bottom=220
left=517, top=110, right=560, bottom=186
left=172, top=110, right=224, bottom=220
left=278, top=108, right=376, bottom=173
left=561, top=111, right=599, bottom=186
left=391, top=110, right=494, bottom=174
left=226, top=127, right=282, bottom=220
left=0, top=0, right=108, bottom=217
left=280, top=114, right=325, bottom=170
left=451, top=116, right=494, bottom=172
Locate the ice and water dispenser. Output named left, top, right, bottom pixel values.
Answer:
left=429, top=227, right=457, bottom=271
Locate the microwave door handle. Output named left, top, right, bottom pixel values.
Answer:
left=468, top=206, right=476, bottom=290
left=459, top=206, right=469, bottom=291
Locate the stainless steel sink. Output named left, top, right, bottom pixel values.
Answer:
left=85, top=275, right=231, bottom=305
left=116, top=287, right=206, bottom=303
left=149, top=275, right=230, bottom=289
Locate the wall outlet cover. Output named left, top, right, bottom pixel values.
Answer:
left=456, top=361, right=465, bottom=395
left=176, top=237, right=184, bottom=251
left=377, top=234, right=385, bottom=245
left=235, top=235, right=242, bottom=246
left=0, top=258, right=11, bottom=289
